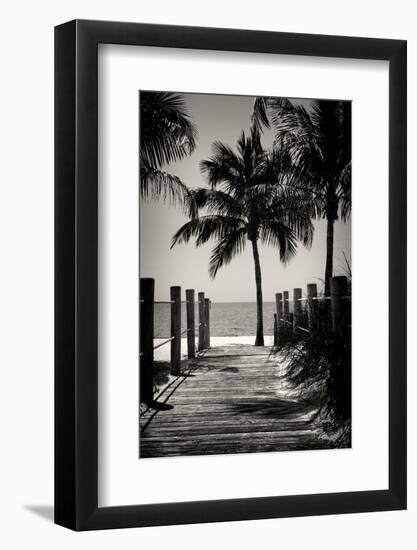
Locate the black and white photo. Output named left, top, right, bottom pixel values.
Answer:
left=139, top=91, right=352, bottom=458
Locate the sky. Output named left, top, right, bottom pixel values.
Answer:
left=140, top=92, right=351, bottom=302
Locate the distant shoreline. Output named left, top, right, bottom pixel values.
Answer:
left=153, top=302, right=280, bottom=340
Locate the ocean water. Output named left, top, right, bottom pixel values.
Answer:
left=154, top=301, right=280, bottom=338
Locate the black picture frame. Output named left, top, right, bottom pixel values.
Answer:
left=55, top=19, right=407, bottom=531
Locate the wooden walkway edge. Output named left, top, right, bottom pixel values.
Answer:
left=139, top=344, right=328, bottom=458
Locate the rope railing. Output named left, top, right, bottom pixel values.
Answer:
left=153, top=336, right=175, bottom=351
left=139, top=279, right=211, bottom=405
left=289, top=295, right=351, bottom=302
left=151, top=329, right=193, bottom=352
left=279, top=317, right=310, bottom=334
left=273, top=277, right=350, bottom=347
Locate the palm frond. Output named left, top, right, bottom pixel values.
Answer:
left=273, top=104, right=322, bottom=172
left=140, top=165, right=194, bottom=212
left=252, top=97, right=271, bottom=132
left=246, top=181, right=316, bottom=247
left=259, top=222, right=298, bottom=263
left=265, top=99, right=351, bottom=224
left=338, top=161, right=351, bottom=220
left=337, top=101, right=352, bottom=170
left=192, top=188, right=242, bottom=218
left=208, top=227, right=247, bottom=278
left=261, top=204, right=314, bottom=250
left=252, top=96, right=294, bottom=132
left=200, top=141, right=244, bottom=189
left=140, top=91, right=197, bottom=169
left=171, top=215, right=245, bottom=248
left=283, top=208, right=315, bottom=248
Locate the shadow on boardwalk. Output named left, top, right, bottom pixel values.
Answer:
left=139, top=344, right=328, bottom=458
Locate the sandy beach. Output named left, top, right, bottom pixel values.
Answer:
left=153, top=335, right=274, bottom=362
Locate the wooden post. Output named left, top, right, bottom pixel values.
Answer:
left=186, top=289, right=195, bottom=359
left=330, top=276, right=349, bottom=337
left=140, top=278, right=154, bottom=405
left=204, top=298, right=211, bottom=348
left=307, top=283, right=317, bottom=330
left=273, top=313, right=278, bottom=346
left=283, top=291, right=289, bottom=322
left=275, top=292, right=283, bottom=337
left=198, top=291, right=205, bottom=351
left=293, top=288, right=302, bottom=334
left=170, top=286, right=181, bottom=375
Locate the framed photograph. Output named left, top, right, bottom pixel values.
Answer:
left=55, top=19, right=406, bottom=530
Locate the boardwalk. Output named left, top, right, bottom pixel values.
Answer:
left=140, top=344, right=326, bottom=458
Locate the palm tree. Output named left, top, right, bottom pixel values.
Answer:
left=171, top=127, right=314, bottom=346
left=253, top=98, right=351, bottom=295
left=140, top=91, right=197, bottom=206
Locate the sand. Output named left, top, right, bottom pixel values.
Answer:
left=153, top=335, right=274, bottom=362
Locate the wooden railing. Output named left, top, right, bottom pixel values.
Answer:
left=140, top=278, right=211, bottom=404
left=141, top=275, right=350, bottom=402
left=274, top=275, right=350, bottom=344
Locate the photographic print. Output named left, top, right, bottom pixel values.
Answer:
left=139, top=91, right=351, bottom=459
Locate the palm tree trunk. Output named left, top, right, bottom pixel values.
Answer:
left=324, top=217, right=335, bottom=296
left=251, top=238, right=264, bottom=346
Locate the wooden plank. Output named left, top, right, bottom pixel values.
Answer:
left=140, top=343, right=327, bottom=458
